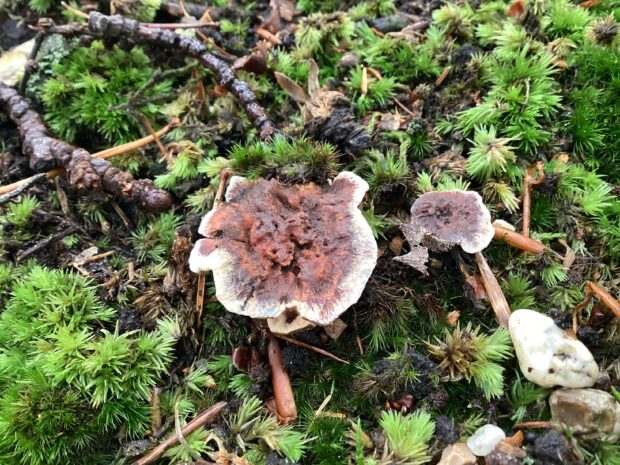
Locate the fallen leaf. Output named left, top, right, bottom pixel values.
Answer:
left=263, top=0, right=296, bottom=33
left=275, top=71, right=310, bottom=104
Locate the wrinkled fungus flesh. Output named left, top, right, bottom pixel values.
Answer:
left=189, top=172, right=377, bottom=326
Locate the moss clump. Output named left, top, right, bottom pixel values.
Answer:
left=40, top=40, right=173, bottom=145
left=204, top=135, right=340, bottom=183
left=0, top=265, right=175, bottom=465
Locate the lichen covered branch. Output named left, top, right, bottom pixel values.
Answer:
left=0, top=83, right=172, bottom=212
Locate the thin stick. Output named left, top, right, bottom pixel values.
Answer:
left=513, top=421, right=559, bottom=430
left=134, top=401, right=227, bottom=465
left=0, top=119, right=179, bottom=197
left=16, top=224, right=80, bottom=261
left=522, top=162, right=545, bottom=238
left=195, top=170, right=230, bottom=323
left=140, top=115, right=167, bottom=158
left=274, top=334, right=350, bottom=365
left=267, top=332, right=297, bottom=424
left=573, top=281, right=620, bottom=332
left=0, top=173, right=46, bottom=204
left=475, top=252, right=511, bottom=328
left=141, top=21, right=218, bottom=28
left=392, top=97, right=417, bottom=117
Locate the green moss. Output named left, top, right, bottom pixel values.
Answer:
left=41, top=40, right=173, bottom=145
left=0, top=265, right=175, bottom=465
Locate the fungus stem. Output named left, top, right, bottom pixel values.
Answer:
left=267, top=332, right=297, bottom=424
left=475, top=252, right=511, bottom=328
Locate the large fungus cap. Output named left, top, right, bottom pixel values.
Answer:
left=189, top=171, right=377, bottom=329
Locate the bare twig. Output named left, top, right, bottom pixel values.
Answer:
left=573, top=281, right=620, bottom=333
left=274, top=334, right=350, bottom=364
left=134, top=401, right=227, bottom=465
left=16, top=224, right=79, bottom=261
left=0, top=173, right=46, bottom=205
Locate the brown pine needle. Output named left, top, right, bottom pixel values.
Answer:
left=475, top=252, right=512, bottom=328
left=274, top=333, right=350, bottom=365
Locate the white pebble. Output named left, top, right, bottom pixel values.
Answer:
left=466, top=424, right=506, bottom=457
left=508, top=309, right=599, bottom=388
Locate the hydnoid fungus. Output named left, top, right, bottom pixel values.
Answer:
left=189, top=171, right=377, bottom=334
left=395, top=190, right=494, bottom=274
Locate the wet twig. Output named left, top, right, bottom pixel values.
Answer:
left=0, top=173, right=46, bottom=205
left=475, top=252, right=512, bottom=328
left=274, top=333, right=350, bottom=364
left=0, top=84, right=173, bottom=212
left=134, top=401, right=227, bottom=465
left=522, top=162, right=545, bottom=238
left=16, top=224, right=80, bottom=261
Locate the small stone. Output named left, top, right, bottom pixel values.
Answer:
left=508, top=309, right=599, bottom=388
left=437, top=442, right=477, bottom=465
left=549, top=388, right=620, bottom=441
left=485, top=440, right=527, bottom=465
left=531, top=430, right=569, bottom=465
left=466, top=424, right=506, bottom=457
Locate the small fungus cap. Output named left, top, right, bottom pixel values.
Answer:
left=189, top=171, right=377, bottom=326
left=401, top=190, right=494, bottom=254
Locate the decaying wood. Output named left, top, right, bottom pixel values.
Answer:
left=0, top=83, right=173, bottom=212
left=475, top=252, right=512, bottom=328
left=45, top=12, right=275, bottom=139
left=267, top=332, right=297, bottom=424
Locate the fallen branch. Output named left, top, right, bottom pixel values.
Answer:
left=0, top=84, right=173, bottom=212
left=45, top=12, right=275, bottom=139
left=0, top=119, right=179, bottom=197
left=134, top=401, right=227, bottom=465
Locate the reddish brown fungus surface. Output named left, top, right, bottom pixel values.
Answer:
left=189, top=172, right=377, bottom=325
